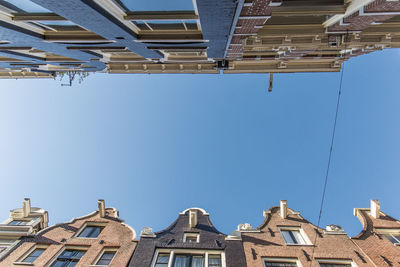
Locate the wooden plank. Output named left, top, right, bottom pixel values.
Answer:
left=12, top=12, right=65, bottom=21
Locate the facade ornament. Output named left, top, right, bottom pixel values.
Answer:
left=140, top=227, right=156, bottom=237
left=238, top=223, right=254, bottom=231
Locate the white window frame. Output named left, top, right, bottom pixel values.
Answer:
left=74, top=222, right=107, bottom=239
left=44, top=245, right=88, bottom=267
left=91, top=247, right=118, bottom=266
left=151, top=248, right=226, bottom=267
left=14, top=245, right=48, bottom=264
left=376, top=229, right=400, bottom=245
left=183, top=233, right=200, bottom=243
left=278, top=227, right=312, bottom=245
left=317, top=258, right=357, bottom=267
left=262, top=257, right=302, bottom=267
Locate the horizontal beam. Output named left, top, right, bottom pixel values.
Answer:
left=12, top=12, right=66, bottom=21
left=66, top=46, right=126, bottom=50
left=272, top=5, right=346, bottom=16
left=125, top=11, right=198, bottom=21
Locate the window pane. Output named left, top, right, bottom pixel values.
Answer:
left=174, top=255, right=188, bottom=267
left=384, top=234, right=399, bottom=244
left=265, top=261, right=297, bottom=267
left=319, top=264, right=351, bottom=267
left=291, top=231, right=305, bottom=244
left=97, top=252, right=115, bottom=265
left=8, top=220, right=28, bottom=226
left=281, top=230, right=295, bottom=244
left=51, top=260, right=66, bottom=267
left=78, top=226, right=102, bottom=238
left=186, top=237, right=197, bottom=243
left=209, top=255, right=221, bottom=267
left=157, top=254, right=170, bottom=263
left=192, top=256, right=204, bottom=267
left=23, top=248, right=45, bottom=263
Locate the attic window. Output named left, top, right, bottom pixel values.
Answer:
left=317, top=259, right=354, bottom=267
left=184, top=233, right=199, bottom=243
left=77, top=225, right=103, bottom=238
left=384, top=233, right=400, bottom=245
left=376, top=229, right=400, bottom=245
left=8, top=220, right=29, bottom=226
left=278, top=228, right=310, bottom=245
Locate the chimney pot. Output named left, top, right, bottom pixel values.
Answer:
left=23, top=198, right=31, bottom=217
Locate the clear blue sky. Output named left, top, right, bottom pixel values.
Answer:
left=0, top=49, right=399, bottom=237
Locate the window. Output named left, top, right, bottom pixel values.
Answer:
left=280, top=229, right=306, bottom=245
left=384, top=233, right=400, bottom=244
left=264, top=261, right=297, bottom=267
left=184, top=233, right=199, bottom=243
left=153, top=250, right=223, bottom=267
left=319, top=264, right=351, bottom=267
left=155, top=254, right=170, bottom=267
left=174, top=254, right=204, bottom=267
left=208, top=255, right=221, bottom=267
left=51, top=249, right=85, bottom=267
left=22, top=248, right=46, bottom=263
left=77, top=226, right=103, bottom=238
left=95, top=251, right=116, bottom=266
left=317, top=259, right=353, bottom=267
left=8, top=220, right=29, bottom=226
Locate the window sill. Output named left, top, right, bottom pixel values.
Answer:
left=284, top=244, right=314, bottom=246
left=13, top=262, right=34, bottom=266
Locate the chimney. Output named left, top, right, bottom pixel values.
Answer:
left=23, top=198, right=31, bottom=217
left=280, top=200, right=287, bottom=219
left=43, top=211, right=49, bottom=228
left=371, top=199, right=380, bottom=219
left=189, top=210, right=198, bottom=228
left=98, top=199, right=106, bottom=218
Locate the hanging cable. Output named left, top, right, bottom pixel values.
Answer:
left=309, top=32, right=349, bottom=267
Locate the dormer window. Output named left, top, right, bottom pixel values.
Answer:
left=77, top=225, right=103, bottom=238
left=279, top=228, right=309, bottom=245
left=184, top=233, right=199, bottom=243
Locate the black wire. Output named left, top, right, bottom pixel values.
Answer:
left=310, top=34, right=348, bottom=267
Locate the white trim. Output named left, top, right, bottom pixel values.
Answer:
left=262, top=257, right=302, bottom=267
left=278, top=227, right=312, bottom=245
left=91, top=247, right=118, bottom=266
left=317, top=258, right=357, bottom=267
left=180, top=208, right=209, bottom=215
left=183, top=233, right=200, bottom=243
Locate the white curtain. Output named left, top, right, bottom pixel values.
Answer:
left=192, top=256, right=204, bottom=267
left=174, top=256, right=187, bottom=267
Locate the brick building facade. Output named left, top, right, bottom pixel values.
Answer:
left=240, top=200, right=373, bottom=267
left=0, top=0, right=399, bottom=78
left=0, top=199, right=136, bottom=267
left=128, top=208, right=246, bottom=267
left=1, top=199, right=400, bottom=266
